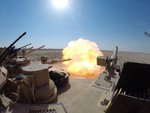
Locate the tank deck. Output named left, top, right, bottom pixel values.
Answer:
left=46, top=50, right=150, bottom=113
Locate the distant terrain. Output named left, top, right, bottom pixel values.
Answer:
left=1, top=48, right=150, bottom=68
left=24, top=49, right=150, bottom=70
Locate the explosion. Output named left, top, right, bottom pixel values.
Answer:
left=62, top=38, right=103, bottom=78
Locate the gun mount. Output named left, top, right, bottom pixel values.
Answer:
left=2, top=44, right=46, bottom=78
left=97, top=46, right=120, bottom=81
left=10, top=43, right=32, bottom=58
left=0, top=32, right=26, bottom=66
left=93, top=46, right=120, bottom=107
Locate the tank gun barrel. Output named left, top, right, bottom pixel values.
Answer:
left=0, top=32, right=26, bottom=65
left=51, top=58, right=71, bottom=64
left=27, top=46, right=34, bottom=50
left=41, top=57, right=71, bottom=64
left=24, top=45, right=45, bottom=56
left=16, top=43, right=31, bottom=50
left=59, top=58, right=71, bottom=62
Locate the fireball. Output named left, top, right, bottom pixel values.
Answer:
left=62, top=38, right=103, bottom=78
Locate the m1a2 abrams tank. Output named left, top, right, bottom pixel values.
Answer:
left=0, top=32, right=60, bottom=113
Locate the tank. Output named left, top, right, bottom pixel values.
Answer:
left=0, top=33, right=58, bottom=112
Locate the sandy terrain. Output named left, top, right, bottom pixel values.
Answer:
left=26, top=49, right=150, bottom=68
left=22, top=48, right=150, bottom=79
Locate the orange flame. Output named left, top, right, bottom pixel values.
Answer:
left=62, top=38, right=103, bottom=78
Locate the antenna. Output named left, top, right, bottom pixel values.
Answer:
left=144, top=32, right=150, bottom=37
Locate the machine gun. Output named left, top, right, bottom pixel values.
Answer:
left=9, top=43, right=31, bottom=58
left=0, top=32, right=27, bottom=109
left=97, top=46, right=120, bottom=81
left=5, top=45, right=45, bottom=78
left=0, top=32, right=28, bottom=78
left=0, top=32, right=26, bottom=66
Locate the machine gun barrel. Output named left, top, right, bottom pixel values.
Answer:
left=10, top=43, right=32, bottom=58
left=4, top=46, right=16, bottom=59
left=10, top=43, right=31, bottom=55
left=27, top=46, right=34, bottom=50
left=0, top=32, right=26, bottom=65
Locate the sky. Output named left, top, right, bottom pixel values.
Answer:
left=0, top=0, right=150, bottom=53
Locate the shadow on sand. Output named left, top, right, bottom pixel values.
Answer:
left=57, top=83, right=71, bottom=95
